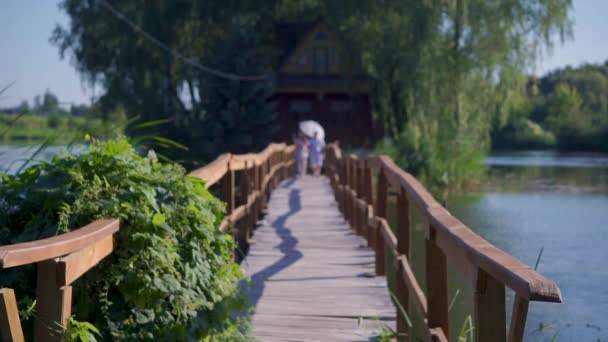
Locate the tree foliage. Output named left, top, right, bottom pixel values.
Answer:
left=494, top=60, right=608, bottom=151
left=52, top=0, right=277, bottom=164
left=0, top=138, right=248, bottom=341
left=52, top=0, right=573, bottom=184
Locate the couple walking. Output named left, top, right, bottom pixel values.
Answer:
left=293, top=130, right=324, bottom=177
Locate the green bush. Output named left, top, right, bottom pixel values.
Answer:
left=0, top=137, right=249, bottom=341
left=492, top=118, right=556, bottom=149
left=47, top=113, right=63, bottom=128
left=376, top=122, right=487, bottom=189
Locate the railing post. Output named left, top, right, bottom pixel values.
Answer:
left=1, top=288, right=24, bottom=342
left=255, top=162, right=261, bottom=221
left=261, top=160, right=268, bottom=209
left=363, top=160, right=373, bottom=206
left=374, top=168, right=387, bottom=276
left=34, top=260, right=72, bottom=342
left=508, top=295, right=529, bottom=342
left=396, top=187, right=411, bottom=338
left=344, top=158, right=351, bottom=223
left=242, top=161, right=251, bottom=239
left=351, top=162, right=358, bottom=232
left=356, top=159, right=364, bottom=200
left=251, top=162, right=256, bottom=233
left=376, top=167, right=387, bottom=219
left=375, top=220, right=386, bottom=276
left=353, top=158, right=363, bottom=235
left=222, top=162, right=235, bottom=215
left=426, top=225, right=449, bottom=338
left=341, top=159, right=348, bottom=216
left=475, top=269, right=506, bottom=342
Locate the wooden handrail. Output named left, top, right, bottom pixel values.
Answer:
left=187, top=153, right=231, bottom=188
left=0, top=219, right=120, bottom=269
left=324, top=142, right=562, bottom=342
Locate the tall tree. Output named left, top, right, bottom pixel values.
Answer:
left=52, top=0, right=277, bottom=162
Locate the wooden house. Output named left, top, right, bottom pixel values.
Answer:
left=272, top=20, right=378, bottom=147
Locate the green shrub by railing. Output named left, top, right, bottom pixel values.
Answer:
left=0, top=137, right=249, bottom=340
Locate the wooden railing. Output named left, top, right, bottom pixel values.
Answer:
left=0, top=143, right=296, bottom=342
left=324, top=144, right=562, bottom=342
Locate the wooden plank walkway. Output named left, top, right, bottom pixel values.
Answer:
left=242, top=176, right=396, bottom=341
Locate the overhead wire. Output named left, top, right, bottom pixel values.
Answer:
left=97, top=0, right=271, bottom=81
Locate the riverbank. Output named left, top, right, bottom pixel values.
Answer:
left=0, top=113, right=109, bottom=145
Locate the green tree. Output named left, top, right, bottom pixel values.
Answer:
left=318, top=0, right=573, bottom=185
left=547, top=82, right=584, bottom=129
left=52, top=0, right=276, bottom=163
left=17, top=100, right=30, bottom=114
left=40, top=89, right=60, bottom=114
left=545, top=82, right=601, bottom=150
left=183, top=16, right=276, bottom=160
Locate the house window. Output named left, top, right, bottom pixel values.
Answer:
left=329, top=100, right=352, bottom=113
left=290, top=100, right=312, bottom=113
left=313, top=47, right=329, bottom=74
left=315, top=31, right=329, bottom=41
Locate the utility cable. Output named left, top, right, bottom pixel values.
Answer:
left=97, top=0, right=270, bottom=81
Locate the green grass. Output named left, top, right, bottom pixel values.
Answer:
left=0, top=113, right=108, bottom=145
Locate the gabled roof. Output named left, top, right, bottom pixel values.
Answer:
left=274, top=20, right=319, bottom=67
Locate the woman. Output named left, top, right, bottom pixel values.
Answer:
left=309, top=131, right=325, bottom=176
left=293, top=131, right=309, bottom=176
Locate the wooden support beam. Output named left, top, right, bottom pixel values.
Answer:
left=56, top=235, right=114, bottom=286
left=241, top=161, right=251, bottom=238
left=376, top=169, right=387, bottom=219
left=363, top=160, right=373, bottom=206
left=0, top=288, right=24, bottom=342
left=375, top=219, right=386, bottom=276
left=356, top=159, right=363, bottom=198
left=222, top=162, right=235, bottom=215
left=508, top=295, right=529, bottom=342
left=396, top=187, right=411, bottom=338
left=34, top=260, right=72, bottom=342
left=341, top=160, right=348, bottom=216
left=426, top=227, right=449, bottom=337
left=475, top=269, right=507, bottom=342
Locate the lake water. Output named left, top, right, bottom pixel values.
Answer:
left=1, top=146, right=607, bottom=340
left=446, top=151, right=608, bottom=341
left=0, top=145, right=82, bottom=174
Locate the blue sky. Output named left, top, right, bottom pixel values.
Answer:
left=1, top=0, right=607, bottom=107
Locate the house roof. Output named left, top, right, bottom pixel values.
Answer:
left=274, top=20, right=318, bottom=67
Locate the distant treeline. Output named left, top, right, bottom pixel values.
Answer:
left=0, top=89, right=123, bottom=144
left=492, top=60, right=608, bottom=152
left=0, top=89, right=93, bottom=117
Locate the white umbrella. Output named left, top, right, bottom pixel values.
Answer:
left=299, top=120, right=325, bottom=142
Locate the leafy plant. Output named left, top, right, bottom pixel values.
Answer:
left=0, top=137, right=248, bottom=340
left=64, top=317, right=101, bottom=342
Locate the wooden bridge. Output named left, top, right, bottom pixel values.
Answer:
left=0, top=143, right=562, bottom=341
